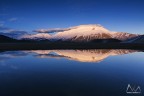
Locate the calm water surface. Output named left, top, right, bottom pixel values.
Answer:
left=0, top=49, right=144, bottom=96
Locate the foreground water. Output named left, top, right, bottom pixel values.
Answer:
left=0, top=49, right=144, bottom=96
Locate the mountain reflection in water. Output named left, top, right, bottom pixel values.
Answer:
left=0, top=49, right=136, bottom=62
left=27, top=50, right=138, bottom=62
left=0, top=49, right=143, bottom=96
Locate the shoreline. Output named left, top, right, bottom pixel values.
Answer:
left=0, top=42, right=144, bottom=50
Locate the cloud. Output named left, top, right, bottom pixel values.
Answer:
left=0, top=29, right=28, bottom=39
left=34, top=28, right=70, bottom=33
left=0, top=25, right=28, bottom=38
left=0, top=21, right=5, bottom=25
left=0, top=24, right=4, bottom=27
left=6, top=29, right=28, bottom=34
left=0, top=26, right=10, bottom=31
left=34, top=24, right=103, bottom=33
left=9, top=18, right=17, bottom=22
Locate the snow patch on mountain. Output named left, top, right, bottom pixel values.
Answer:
left=111, top=32, right=139, bottom=40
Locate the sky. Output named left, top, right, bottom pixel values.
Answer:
left=0, top=0, right=144, bottom=34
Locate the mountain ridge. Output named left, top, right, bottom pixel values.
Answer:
left=0, top=24, right=141, bottom=42
left=52, top=24, right=138, bottom=42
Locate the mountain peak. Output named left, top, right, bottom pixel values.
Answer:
left=69, top=24, right=110, bottom=32
left=72, top=24, right=103, bottom=28
left=52, top=24, right=112, bottom=41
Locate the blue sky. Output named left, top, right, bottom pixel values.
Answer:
left=0, top=0, right=144, bottom=34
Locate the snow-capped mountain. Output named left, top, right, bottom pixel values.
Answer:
left=52, top=24, right=138, bottom=42
left=20, top=33, right=51, bottom=40
left=52, top=24, right=113, bottom=42
left=0, top=24, right=139, bottom=42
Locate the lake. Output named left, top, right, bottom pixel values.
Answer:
left=0, top=49, right=144, bottom=96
